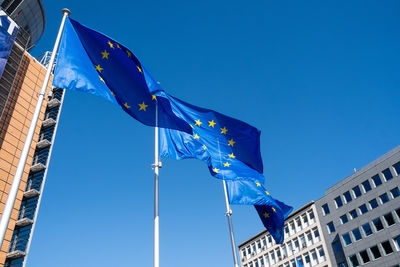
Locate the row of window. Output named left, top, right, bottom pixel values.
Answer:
left=321, top=160, right=400, bottom=216
left=348, top=236, right=400, bottom=267
left=243, top=246, right=326, bottom=267
left=326, top=189, right=400, bottom=234
left=242, top=209, right=316, bottom=260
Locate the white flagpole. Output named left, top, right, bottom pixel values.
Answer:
left=0, top=8, right=70, bottom=249
left=222, top=180, right=240, bottom=267
left=153, top=102, right=160, bottom=267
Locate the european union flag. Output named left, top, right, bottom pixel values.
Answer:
left=53, top=18, right=192, bottom=134
left=225, top=179, right=293, bottom=244
left=159, top=93, right=263, bottom=181
left=0, top=9, right=18, bottom=79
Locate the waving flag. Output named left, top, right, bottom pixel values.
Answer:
left=0, top=9, right=19, bottom=78
left=53, top=18, right=192, bottom=134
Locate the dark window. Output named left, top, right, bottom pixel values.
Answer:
left=383, top=168, right=393, bottom=181
left=393, top=161, right=400, bottom=176
left=342, top=233, right=352, bottom=246
left=359, top=204, right=368, bottom=214
left=332, top=241, right=343, bottom=253
left=384, top=212, right=395, bottom=226
left=362, top=180, right=372, bottom=193
left=344, top=191, right=352, bottom=203
left=373, top=217, right=384, bottom=231
left=352, top=228, right=362, bottom=241
left=352, top=186, right=362, bottom=198
left=349, top=255, right=359, bottom=267
left=362, top=223, right=372, bottom=237
left=335, top=196, right=343, bottom=208
left=380, top=193, right=390, bottom=204
left=396, top=208, right=400, bottom=219
left=372, top=174, right=382, bottom=187
left=322, top=204, right=330, bottom=215
left=349, top=209, right=358, bottom=219
left=370, top=245, right=381, bottom=259
left=381, top=240, right=393, bottom=255
left=394, top=235, right=400, bottom=251
left=359, top=250, right=370, bottom=264
left=391, top=187, right=400, bottom=198
left=340, top=214, right=348, bottom=224
left=327, top=221, right=335, bottom=233
left=369, top=199, right=378, bottom=209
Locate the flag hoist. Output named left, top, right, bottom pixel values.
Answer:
left=0, top=8, right=71, bottom=250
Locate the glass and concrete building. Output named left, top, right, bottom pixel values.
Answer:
left=239, top=202, right=331, bottom=267
left=0, top=1, right=64, bottom=266
left=316, top=146, right=400, bottom=267
left=239, top=146, right=400, bottom=267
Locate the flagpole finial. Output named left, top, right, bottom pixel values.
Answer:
left=62, top=8, right=71, bottom=16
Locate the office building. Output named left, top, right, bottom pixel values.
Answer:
left=0, top=1, right=64, bottom=266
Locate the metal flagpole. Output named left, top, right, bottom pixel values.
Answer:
left=222, top=180, right=240, bottom=267
left=153, top=102, right=160, bottom=267
left=0, top=8, right=70, bottom=249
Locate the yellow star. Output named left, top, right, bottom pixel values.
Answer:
left=208, top=120, right=216, bottom=128
left=193, top=134, right=200, bottom=139
left=272, top=207, right=276, bottom=212
left=264, top=212, right=270, bottom=218
left=101, top=50, right=109, bottom=59
left=221, top=126, right=228, bottom=134
left=152, top=95, right=157, bottom=101
left=213, top=168, right=219, bottom=173
left=111, top=91, right=115, bottom=96
left=224, top=162, right=231, bottom=167
left=126, top=50, right=132, bottom=58
left=124, top=102, right=131, bottom=109
left=256, top=182, right=261, bottom=187
left=99, top=76, right=105, bottom=83
left=108, top=41, right=114, bottom=49
left=189, top=124, right=194, bottom=128
left=228, top=153, right=235, bottom=158
left=203, top=145, right=208, bottom=150
left=137, top=65, right=142, bottom=73
left=265, top=191, right=270, bottom=195
left=95, top=64, right=103, bottom=73
left=139, top=101, right=148, bottom=111
left=195, top=119, right=202, bottom=127
left=228, top=139, right=235, bottom=147
left=116, top=43, right=121, bottom=49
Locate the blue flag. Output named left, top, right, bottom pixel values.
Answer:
left=226, top=179, right=293, bottom=244
left=0, top=9, right=19, bottom=78
left=296, top=258, right=304, bottom=267
left=159, top=93, right=263, bottom=181
left=53, top=18, right=192, bottom=134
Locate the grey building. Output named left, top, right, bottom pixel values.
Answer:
left=316, top=146, right=400, bottom=267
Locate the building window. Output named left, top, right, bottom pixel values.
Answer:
left=352, top=186, right=362, bottom=198
left=318, top=246, right=326, bottom=262
left=307, top=231, right=313, bottom=246
left=351, top=228, right=362, bottom=241
left=296, top=217, right=302, bottom=231
left=259, top=257, right=264, bottom=266
left=359, top=250, right=370, bottom=264
left=290, top=221, right=296, bottom=235
left=335, top=196, right=343, bottom=208
left=369, top=198, right=379, bottom=209
left=391, top=187, right=400, bottom=198
left=393, top=161, right=400, bottom=176
left=380, top=193, right=390, bottom=204
left=340, top=214, right=349, bottom=224
left=302, top=214, right=309, bottom=227
left=294, top=239, right=300, bottom=252
left=396, top=208, right=400, bottom=220
left=332, top=241, right=343, bottom=253
left=370, top=245, right=382, bottom=259
left=308, top=210, right=315, bottom=224
left=304, top=254, right=310, bottom=266
left=343, top=191, right=352, bottom=203
left=322, top=204, right=330, bottom=215
left=349, top=254, right=359, bottom=267
left=300, top=234, right=306, bottom=249
left=382, top=168, right=393, bottom=181
left=372, top=174, right=382, bottom=187
left=394, top=235, right=400, bottom=251
left=284, top=225, right=289, bottom=237
left=381, top=240, right=394, bottom=255
left=383, top=212, right=395, bottom=226
left=362, top=180, right=372, bottom=193
left=327, top=221, right=335, bottom=234
left=349, top=209, right=358, bottom=219
left=288, top=241, right=293, bottom=255
left=358, top=204, right=368, bottom=215
left=372, top=217, right=384, bottom=232
left=342, top=233, right=352, bottom=246
left=313, top=228, right=320, bottom=242
left=362, top=223, right=373, bottom=237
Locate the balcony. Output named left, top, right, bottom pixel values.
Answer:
left=36, top=139, right=51, bottom=149
left=15, top=218, right=33, bottom=228
left=47, top=98, right=61, bottom=109
left=6, top=250, right=25, bottom=260
left=42, top=118, right=56, bottom=128
left=30, top=163, right=45, bottom=173
left=23, top=189, right=40, bottom=199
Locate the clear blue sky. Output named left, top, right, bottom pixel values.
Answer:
left=27, top=1, right=399, bottom=266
